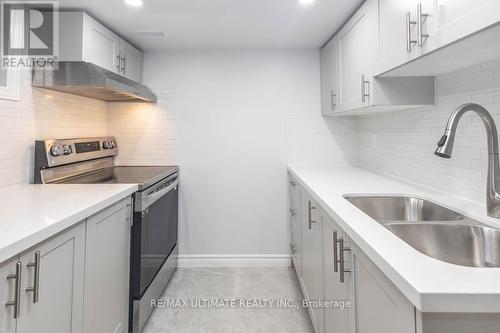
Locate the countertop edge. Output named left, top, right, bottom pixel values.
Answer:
left=288, top=165, right=500, bottom=313
left=0, top=185, right=137, bottom=263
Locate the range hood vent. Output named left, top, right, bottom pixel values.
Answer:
left=32, top=62, right=157, bottom=103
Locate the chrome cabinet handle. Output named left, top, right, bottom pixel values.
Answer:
left=307, top=200, right=317, bottom=230
left=330, top=90, right=336, bottom=110
left=289, top=208, right=297, bottom=217
left=290, top=243, right=297, bottom=254
left=333, top=230, right=339, bottom=273
left=406, top=12, right=417, bottom=52
left=290, top=180, right=297, bottom=187
left=121, top=54, right=126, bottom=74
left=116, top=53, right=122, bottom=72
left=361, top=75, right=370, bottom=103
left=26, top=251, right=41, bottom=303
left=338, top=237, right=351, bottom=283
left=417, top=3, right=429, bottom=47
left=6, top=262, right=22, bottom=319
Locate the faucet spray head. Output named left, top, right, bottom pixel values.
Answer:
left=434, top=129, right=455, bottom=158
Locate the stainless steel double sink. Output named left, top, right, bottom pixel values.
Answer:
left=344, top=195, right=500, bottom=267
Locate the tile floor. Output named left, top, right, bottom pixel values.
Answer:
left=142, top=267, right=315, bottom=333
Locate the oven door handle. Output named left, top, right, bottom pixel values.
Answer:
left=140, top=178, right=179, bottom=212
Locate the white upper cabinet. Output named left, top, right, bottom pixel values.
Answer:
left=83, top=14, right=121, bottom=74
left=431, top=0, right=500, bottom=51
left=119, top=39, right=144, bottom=82
left=322, top=0, right=435, bottom=116
left=375, top=0, right=431, bottom=75
left=337, top=1, right=374, bottom=112
left=59, top=12, right=144, bottom=82
left=379, top=0, right=500, bottom=76
left=320, top=37, right=339, bottom=116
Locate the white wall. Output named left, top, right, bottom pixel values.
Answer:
left=0, top=71, right=108, bottom=187
left=0, top=50, right=357, bottom=263
left=113, top=49, right=357, bottom=262
left=358, top=59, right=500, bottom=204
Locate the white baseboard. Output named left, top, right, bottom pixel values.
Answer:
left=177, top=254, right=291, bottom=268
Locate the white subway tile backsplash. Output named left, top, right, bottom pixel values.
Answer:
left=0, top=71, right=107, bottom=187
left=358, top=60, right=500, bottom=204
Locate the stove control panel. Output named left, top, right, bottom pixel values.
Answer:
left=37, top=137, right=118, bottom=167
left=102, top=139, right=116, bottom=150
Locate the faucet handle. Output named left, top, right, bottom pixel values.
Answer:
left=437, top=135, right=447, bottom=147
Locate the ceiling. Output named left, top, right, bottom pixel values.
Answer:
left=57, top=0, right=363, bottom=50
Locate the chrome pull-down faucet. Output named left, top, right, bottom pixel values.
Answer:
left=435, top=103, right=500, bottom=218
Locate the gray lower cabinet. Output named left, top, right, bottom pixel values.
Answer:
left=292, top=184, right=500, bottom=333
left=84, top=198, right=131, bottom=333
left=300, top=192, right=323, bottom=333
left=0, top=223, right=85, bottom=333
left=288, top=174, right=301, bottom=276
left=322, top=215, right=353, bottom=333
left=0, top=196, right=131, bottom=333
left=0, top=257, right=17, bottom=333
left=17, top=224, right=86, bottom=333
left=350, top=242, right=416, bottom=333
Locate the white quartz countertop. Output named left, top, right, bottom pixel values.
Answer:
left=0, top=184, right=137, bottom=263
left=288, top=165, right=500, bottom=313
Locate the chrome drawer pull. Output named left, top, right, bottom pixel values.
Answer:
left=406, top=12, right=417, bottom=52
left=333, top=230, right=339, bottom=273
left=338, top=237, right=351, bottom=283
left=361, top=75, right=370, bottom=103
left=417, top=3, right=429, bottom=47
left=5, top=262, right=22, bottom=319
left=26, top=251, right=41, bottom=303
left=307, top=200, right=317, bottom=230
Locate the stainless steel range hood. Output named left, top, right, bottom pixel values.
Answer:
left=32, top=62, right=157, bottom=103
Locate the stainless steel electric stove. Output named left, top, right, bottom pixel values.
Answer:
left=34, top=136, right=178, bottom=333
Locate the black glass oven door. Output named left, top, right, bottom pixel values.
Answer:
left=131, top=184, right=178, bottom=299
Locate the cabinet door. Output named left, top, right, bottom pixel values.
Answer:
left=84, top=198, right=131, bottom=333
left=431, top=0, right=500, bottom=53
left=352, top=244, right=415, bottom=333
left=120, top=40, right=143, bottom=82
left=288, top=175, right=301, bottom=276
left=83, top=14, right=120, bottom=73
left=300, top=193, right=323, bottom=333
left=376, top=0, right=422, bottom=74
left=0, top=257, right=19, bottom=333
left=320, top=37, right=339, bottom=116
left=337, top=1, right=375, bottom=112
left=17, top=223, right=85, bottom=333
left=322, top=216, right=351, bottom=333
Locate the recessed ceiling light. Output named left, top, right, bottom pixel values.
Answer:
left=299, top=0, right=315, bottom=5
left=124, top=0, right=143, bottom=7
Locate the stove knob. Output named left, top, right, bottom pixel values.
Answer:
left=110, top=140, right=116, bottom=149
left=102, top=141, right=110, bottom=149
left=63, top=145, right=73, bottom=155
left=50, top=144, right=63, bottom=156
